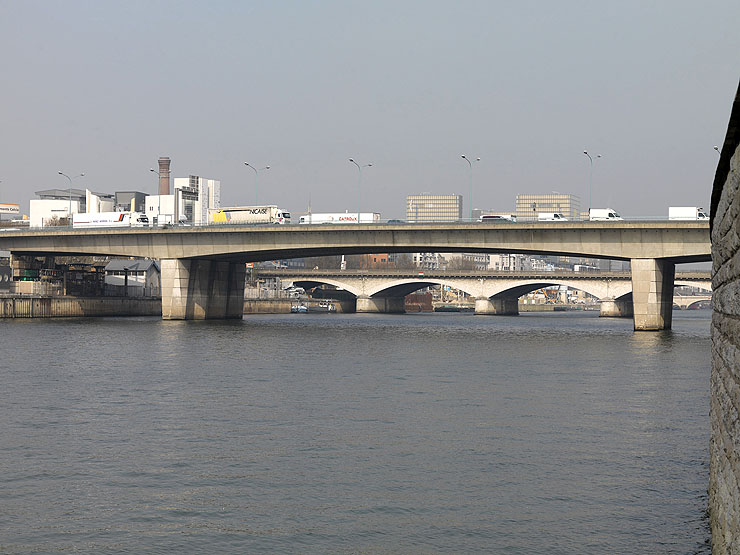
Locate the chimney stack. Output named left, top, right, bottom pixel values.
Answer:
left=158, top=157, right=171, bottom=195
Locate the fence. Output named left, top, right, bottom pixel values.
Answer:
left=104, top=284, right=160, bottom=297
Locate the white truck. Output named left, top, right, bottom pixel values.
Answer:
left=668, top=207, right=709, bottom=220
left=538, top=212, right=568, bottom=221
left=589, top=208, right=623, bottom=221
left=298, top=212, right=381, bottom=224
left=73, top=211, right=149, bottom=228
left=208, top=206, right=291, bottom=225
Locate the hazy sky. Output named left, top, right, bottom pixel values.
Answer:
left=1, top=0, right=738, bottom=219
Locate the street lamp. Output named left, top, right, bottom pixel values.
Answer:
left=349, top=158, right=372, bottom=224
left=58, top=171, right=85, bottom=225
left=583, top=150, right=601, bottom=212
left=244, top=163, right=270, bottom=205
left=149, top=168, right=162, bottom=225
left=714, top=145, right=721, bottom=157
left=461, top=155, right=480, bottom=221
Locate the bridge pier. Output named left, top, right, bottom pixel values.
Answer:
left=355, top=296, right=406, bottom=314
left=474, top=297, right=519, bottom=315
left=599, top=295, right=634, bottom=318
left=631, top=258, right=675, bottom=331
left=161, top=259, right=246, bottom=320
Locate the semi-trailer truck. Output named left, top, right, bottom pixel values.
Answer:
left=208, top=206, right=291, bottom=225
left=72, top=212, right=149, bottom=228
left=298, top=212, right=381, bottom=224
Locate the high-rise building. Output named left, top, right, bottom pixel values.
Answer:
left=515, top=193, right=581, bottom=221
left=406, top=193, right=462, bottom=222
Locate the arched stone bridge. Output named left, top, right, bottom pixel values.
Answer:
left=259, top=269, right=712, bottom=319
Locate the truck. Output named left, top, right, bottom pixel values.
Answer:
left=73, top=211, right=149, bottom=228
left=208, top=206, right=291, bottom=225
left=668, top=206, right=709, bottom=220
left=298, top=212, right=381, bottom=224
left=538, top=212, right=568, bottom=221
left=588, top=208, right=623, bottom=221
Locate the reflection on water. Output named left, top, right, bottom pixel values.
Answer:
left=0, top=311, right=711, bottom=553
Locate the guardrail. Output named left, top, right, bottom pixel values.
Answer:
left=8, top=217, right=712, bottom=232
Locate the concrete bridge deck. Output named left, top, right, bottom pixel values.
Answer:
left=0, top=221, right=711, bottom=329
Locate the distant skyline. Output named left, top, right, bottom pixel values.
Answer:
left=1, top=1, right=738, bottom=220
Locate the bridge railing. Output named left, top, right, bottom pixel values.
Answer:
left=18, top=217, right=711, bottom=232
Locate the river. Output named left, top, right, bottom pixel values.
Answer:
left=0, top=310, right=711, bottom=553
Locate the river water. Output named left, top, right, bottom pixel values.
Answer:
left=0, top=310, right=710, bottom=553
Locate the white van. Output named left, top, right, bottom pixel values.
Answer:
left=479, top=214, right=517, bottom=223
left=538, top=213, right=568, bottom=222
left=589, top=208, right=623, bottom=221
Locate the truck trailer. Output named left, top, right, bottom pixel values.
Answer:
left=72, top=211, right=149, bottom=228
left=668, top=207, right=709, bottom=220
left=208, top=206, right=291, bottom=225
left=298, top=212, right=381, bottom=224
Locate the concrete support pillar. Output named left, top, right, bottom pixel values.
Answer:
left=630, top=258, right=675, bottom=331
left=355, top=295, right=406, bottom=313
left=474, top=297, right=519, bottom=315
left=599, top=294, right=634, bottom=318
left=161, top=258, right=246, bottom=320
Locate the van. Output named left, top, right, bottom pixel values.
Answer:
left=479, top=214, right=517, bottom=223
left=589, top=208, right=623, bottom=221
left=538, top=213, right=568, bottom=222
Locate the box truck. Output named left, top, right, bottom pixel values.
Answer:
left=208, top=206, right=291, bottom=225
left=668, top=207, right=709, bottom=220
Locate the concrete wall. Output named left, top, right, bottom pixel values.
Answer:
left=710, top=83, right=740, bottom=554
left=0, top=296, right=161, bottom=318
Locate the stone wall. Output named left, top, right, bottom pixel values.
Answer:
left=0, top=296, right=161, bottom=318
left=710, top=83, right=740, bottom=554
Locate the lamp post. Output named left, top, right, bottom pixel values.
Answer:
left=149, top=168, right=162, bottom=225
left=582, top=150, right=601, bottom=211
left=461, top=155, right=480, bottom=221
left=244, top=163, right=270, bottom=205
left=58, top=171, right=85, bottom=225
left=349, top=158, right=372, bottom=224
left=714, top=145, right=721, bottom=157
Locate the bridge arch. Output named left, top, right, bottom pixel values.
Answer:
left=288, top=276, right=635, bottom=303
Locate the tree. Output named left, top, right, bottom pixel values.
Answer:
left=392, top=253, right=416, bottom=269
left=446, top=257, right=476, bottom=271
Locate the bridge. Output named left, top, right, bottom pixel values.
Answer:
left=258, top=268, right=712, bottom=317
left=0, top=220, right=710, bottom=330
left=673, top=294, right=713, bottom=309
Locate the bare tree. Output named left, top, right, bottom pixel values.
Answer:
left=446, top=257, right=476, bottom=271
left=392, top=253, right=416, bottom=269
